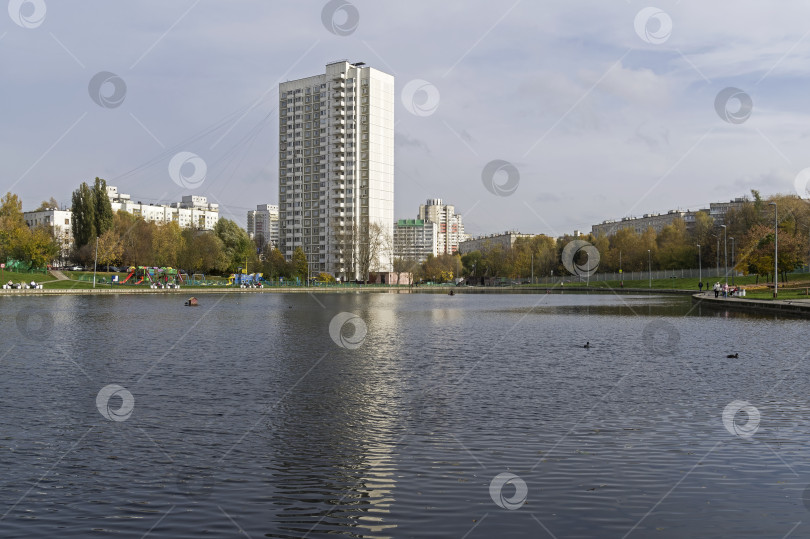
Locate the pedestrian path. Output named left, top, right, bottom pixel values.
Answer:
left=49, top=270, right=69, bottom=280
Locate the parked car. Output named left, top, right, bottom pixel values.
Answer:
left=69, top=265, right=83, bottom=271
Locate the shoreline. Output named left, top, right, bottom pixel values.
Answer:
left=691, top=292, right=810, bottom=317
left=0, top=285, right=697, bottom=296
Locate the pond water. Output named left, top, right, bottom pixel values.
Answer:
left=1, top=292, right=809, bottom=538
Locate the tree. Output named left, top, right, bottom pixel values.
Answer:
left=71, top=182, right=96, bottom=247
left=215, top=218, right=254, bottom=272
left=71, top=178, right=113, bottom=250
left=291, top=247, right=308, bottom=280
left=357, top=221, right=390, bottom=283
left=96, top=229, right=123, bottom=270
left=262, top=247, right=290, bottom=279
left=34, top=197, right=60, bottom=211
left=114, top=210, right=153, bottom=267
left=152, top=221, right=183, bottom=267
left=93, top=178, right=114, bottom=237
left=0, top=192, right=26, bottom=261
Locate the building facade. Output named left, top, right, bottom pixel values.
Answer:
left=458, top=231, right=534, bottom=254
left=23, top=208, right=73, bottom=262
left=247, top=204, right=279, bottom=248
left=107, top=186, right=219, bottom=230
left=590, top=197, right=749, bottom=238
left=278, top=61, right=394, bottom=280
left=591, top=210, right=689, bottom=237
left=393, top=219, right=438, bottom=262
left=417, top=198, right=467, bottom=255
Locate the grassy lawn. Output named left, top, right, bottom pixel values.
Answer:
left=573, top=275, right=763, bottom=290
left=0, top=269, right=56, bottom=284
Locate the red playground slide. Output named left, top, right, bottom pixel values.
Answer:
left=121, top=270, right=135, bottom=284
left=135, top=277, right=144, bottom=285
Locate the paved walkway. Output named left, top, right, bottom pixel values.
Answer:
left=49, top=270, right=69, bottom=280
left=692, top=292, right=810, bottom=316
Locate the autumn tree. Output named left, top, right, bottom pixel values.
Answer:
left=96, top=229, right=123, bottom=270
left=291, top=247, right=308, bottom=280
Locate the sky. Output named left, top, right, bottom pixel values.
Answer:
left=3, top=0, right=810, bottom=238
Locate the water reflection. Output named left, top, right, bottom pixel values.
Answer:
left=1, top=292, right=808, bottom=538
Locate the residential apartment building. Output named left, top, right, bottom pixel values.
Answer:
left=458, top=231, right=534, bottom=254
left=247, top=204, right=279, bottom=248
left=590, top=197, right=749, bottom=238
left=417, top=198, right=467, bottom=254
left=23, top=207, right=73, bottom=262
left=393, top=219, right=438, bottom=262
left=278, top=60, right=394, bottom=280
left=591, top=210, right=690, bottom=237
left=106, top=186, right=220, bottom=230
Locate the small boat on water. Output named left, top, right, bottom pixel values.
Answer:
left=185, top=297, right=198, bottom=307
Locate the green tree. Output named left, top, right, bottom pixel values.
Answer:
left=291, top=246, right=308, bottom=280
left=262, top=247, right=290, bottom=279
left=93, top=178, right=114, bottom=237
left=71, top=182, right=96, bottom=247
left=0, top=192, right=26, bottom=261
left=214, top=218, right=253, bottom=272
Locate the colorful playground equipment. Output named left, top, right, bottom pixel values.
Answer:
left=120, top=266, right=185, bottom=287
left=227, top=271, right=264, bottom=287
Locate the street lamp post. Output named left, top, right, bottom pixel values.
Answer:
left=770, top=202, right=778, bottom=298
left=721, top=225, right=728, bottom=287
left=93, top=236, right=98, bottom=288
left=697, top=244, right=701, bottom=289
left=730, top=237, right=735, bottom=286
left=647, top=249, right=651, bottom=288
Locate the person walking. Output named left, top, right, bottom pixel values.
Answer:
left=714, top=282, right=720, bottom=298
left=698, top=281, right=703, bottom=292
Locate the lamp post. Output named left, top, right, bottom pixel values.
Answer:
left=697, top=244, right=701, bottom=289
left=770, top=202, right=778, bottom=298
left=620, top=250, right=623, bottom=287
left=720, top=225, right=728, bottom=287
left=93, top=236, right=98, bottom=288
left=531, top=252, right=534, bottom=284
left=730, top=237, right=735, bottom=286
left=647, top=249, right=651, bottom=288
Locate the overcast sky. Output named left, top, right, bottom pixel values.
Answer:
left=3, top=1, right=810, bottom=237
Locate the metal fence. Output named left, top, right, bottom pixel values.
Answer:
left=535, top=267, right=734, bottom=285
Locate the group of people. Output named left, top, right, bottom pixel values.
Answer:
left=2, top=280, right=42, bottom=290
left=698, top=281, right=739, bottom=298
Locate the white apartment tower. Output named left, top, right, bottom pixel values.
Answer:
left=418, top=198, right=467, bottom=255
left=247, top=204, right=280, bottom=248
left=278, top=61, right=394, bottom=280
